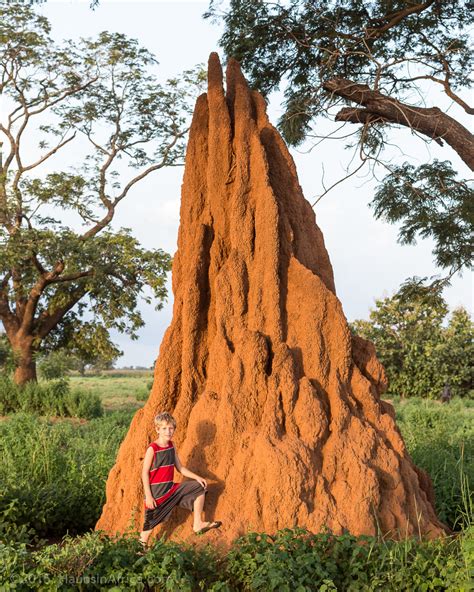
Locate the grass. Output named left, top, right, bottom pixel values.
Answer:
left=393, top=396, right=473, bottom=529
left=0, top=410, right=134, bottom=539
left=68, top=373, right=153, bottom=411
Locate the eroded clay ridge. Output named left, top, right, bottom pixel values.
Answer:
left=96, top=53, right=446, bottom=543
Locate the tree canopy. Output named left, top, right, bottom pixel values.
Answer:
left=352, top=282, right=473, bottom=399
left=206, top=0, right=473, bottom=276
left=0, top=4, right=204, bottom=383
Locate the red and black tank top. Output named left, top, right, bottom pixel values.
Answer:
left=147, top=441, right=180, bottom=505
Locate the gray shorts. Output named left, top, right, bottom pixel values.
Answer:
left=143, top=481, right=207, bottom=531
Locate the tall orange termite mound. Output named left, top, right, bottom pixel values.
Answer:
left=96, top=54, right=446, bottom=543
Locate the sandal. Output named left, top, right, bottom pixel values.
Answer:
left=137, top=540, right=149, bottom=555
left=194, top=521, right=222, bottom=535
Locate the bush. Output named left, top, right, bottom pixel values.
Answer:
left=0, top=411, right=132, bottom=538
left=64, top=388, right=103, bottom=420
left=0, top=376, right=103, bottom=419
left=352, top=286, right=473, bottom=399
left=38, top=351, right=72, bottom=380
left=135, top=385, right=150, bottom=401
left=0, top=500, right=37, bottom=546
left=225, top=528, right=472, bottom=591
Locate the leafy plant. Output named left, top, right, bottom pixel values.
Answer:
left=0, top=411, right=132, bottom=538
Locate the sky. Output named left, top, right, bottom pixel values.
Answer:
left=9, top=1, right=473, bottom=367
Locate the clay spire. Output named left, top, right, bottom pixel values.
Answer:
left=96, top=54, right=446, bottom=543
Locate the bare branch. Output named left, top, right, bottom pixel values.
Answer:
left=311, top=159, right=367, bottom=207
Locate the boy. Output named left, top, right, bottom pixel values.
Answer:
left=139, top=412, right=221, bottom=548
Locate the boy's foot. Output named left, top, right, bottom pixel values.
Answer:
left=194, top=521, right=222, bottom=535
left=137, top=540, right=149, bottom=556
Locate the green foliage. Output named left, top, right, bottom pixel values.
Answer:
left=0, top=397, right=471, bottom=548
left=41, top=322, right=122, bottom=375
left=0, top=528, right=471, bottom=591
left=372, top=160, right=473, bottom=272
left=207, top=1, right=472, bottom=101
left=352, top=283, right=473, bottom=399
left=0, top=501, right=38, bottom=547
left=0, top=410, right=132, bottom=538
left=0, top=375, right=103, bottom=418
left=225, top=528, right=472, bottom=591
left=38, top=350, right=73, bottom=380
left=0, top=332, right=14, bottom=372
left=133, top=376, right=153, bottom=401
left=64, top=388, right=104, bottom=420
left=0, top=397, right=471, bottom=588
left=0, top=531, right=225, bottom=591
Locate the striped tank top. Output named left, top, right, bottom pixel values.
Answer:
left=147, top=441, right=180, bottom=505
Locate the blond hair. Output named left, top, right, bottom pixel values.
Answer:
left=154, top=412, right=176, bottom=428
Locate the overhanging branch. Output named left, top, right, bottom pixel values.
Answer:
left=323, top=77, right=474, bottom=171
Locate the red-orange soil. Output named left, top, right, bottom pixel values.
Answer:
left=96, top=53, right=446, bottom=544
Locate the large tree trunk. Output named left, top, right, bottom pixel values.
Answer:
left=11, top=337, right=37, bottom=385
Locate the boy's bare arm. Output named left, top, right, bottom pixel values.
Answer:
left=142, top=447, right=156, bottom=509
left=175, top=452, right=207, bottom=489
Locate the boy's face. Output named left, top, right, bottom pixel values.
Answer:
left=155, top=422, right=175, bottom=441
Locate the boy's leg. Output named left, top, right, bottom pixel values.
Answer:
left=177, top=482, right=221, bottom=533
left=139, top=528, right=153, bottom=546
left=192, top=491, right=221, bottom=533
left=192, top=492, right=206, bottom=532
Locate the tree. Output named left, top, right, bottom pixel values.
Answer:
left=436, top=306, right=473, bottom=398
left=352, top=282, right=473, bottom=398
left=205, top=0, right=473, bottom=276
left=0, top=5, right=204, bottom=384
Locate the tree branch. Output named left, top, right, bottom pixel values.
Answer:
left=323, top=77, right=474, bottom=170
left=22, top=132, right=77, bottom=172
left=365, top=1, right=436, bottom=39
left=46, top=269, right=94, bottom=284
left=36, top=286, right=88, bottom=339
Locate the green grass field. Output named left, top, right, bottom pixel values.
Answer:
left=69, top=372, right=153, bottom=411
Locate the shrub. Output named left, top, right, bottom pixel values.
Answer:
left=352, top=286, right=473, bottom=400
left=65, top=388, right=103, bottom=419
left=0, top=375, right=19, bottom=414
left=0, top=500, right=37, bottom=546
left=0, top=376, right=103, bottom=419
left=225, top=528, right=472, bottom=591
left=17, top=378, right=70, bottom=416
left=38, top=351, right=72, bottom=380
left=135, top=386, right=150, bottom=402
